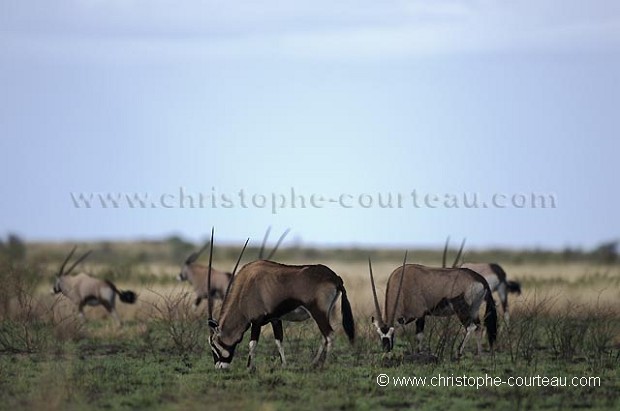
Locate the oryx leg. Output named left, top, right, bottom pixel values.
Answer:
left=475, top=319, right=484, bottom=355
left=497, top=283, right=509, bottom=324
left=271, top=320, right=287, bottom=366
left=247, top=322, right=261, bottom=369
left=415, top=317, right=426, bottom=352
left=310, top=290, right=339, bottom=367
left=102, top=299, right=122, bottom=326
left=453, top=296, right=481, bottom=357
left=77, top=301, right=87, bottom=322
left=458, top=322, right=479, bottom=357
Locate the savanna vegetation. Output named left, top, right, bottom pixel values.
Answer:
left=0, top=235, right=618, bottom=410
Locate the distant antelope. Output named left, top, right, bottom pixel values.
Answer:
left=177, top=227, right=291, bottom=308
left=51, top=247, right=137, bottom=325
left=369, top=253, right=497, bottom=356
left=177, top=242, right=233, bottom=308
left=443, top=238, right=521, bottom=323
left=205, top=231, right=355, bottom=369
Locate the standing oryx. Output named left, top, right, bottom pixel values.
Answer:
left=177, top=227, right=291, bottom=309
left=205, top=230, right=355, bottom=369
left=443, top=238, right=521, bottom=323
left=177, top=243, right=233, bottom=308
left=369, top=253, right=497, bottom=356
left=180, top=228, right=310, bottom=366
left=51, top=247, right=137, bottom=325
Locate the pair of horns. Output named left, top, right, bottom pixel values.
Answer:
left=442, top=237, right=466, bottom=268
left=368, top=251, right=408, bottom=327
left=258, top=226, right=290, bottom=260
left=58, top=246, right=92, bottom=277
left=206, top=227, right=250, bottom=326
left=193, top=226, right=288, bottom=266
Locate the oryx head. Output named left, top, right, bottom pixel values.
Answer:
left=52, top=246, right=92, bottom=294
left=204, top=228, right=249, bottom=369
left=177, top=242, right=210, bottom=282
left=368, top=252, right=407, bottom=352
left=208, top=319, right=239, bottom=369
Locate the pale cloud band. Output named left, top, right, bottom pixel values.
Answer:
left=2, top=0, right=619, bottom=63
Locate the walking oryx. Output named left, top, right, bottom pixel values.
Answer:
left=51, top=247, right=137, bottom=325
left=205, top=230, right=355, bottom=369
left=443, top=238, right=521, bottom=323
left=369, top=252, right=497, bottom=356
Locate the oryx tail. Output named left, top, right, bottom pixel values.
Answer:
left=338, top=282, right=355, bottom=343
left=483, top=281, right=497, bottom=347
left=489, top=263, right=522, bottom=295
left=104, top=280, right=137, bottom=304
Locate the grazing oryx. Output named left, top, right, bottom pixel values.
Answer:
left=369, top=252, right=497, bottom=356
left=443, top=238, right=522, bottom=323
left=205, top=231, right=355, bottom=369
left=179, top=228, right=309, bottom=366
left=51, top=247, right=137, bottom=325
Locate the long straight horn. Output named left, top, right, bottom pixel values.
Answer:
left=58, top=246, right=77, bottom=276
left=388, top=251, right=408, bottom=326
left=452, top=238, right=466, bottom=268
left=368, top=258, right=384, bottom=327
left=63, top=250, right=92, bottom=276
left=206, top=227, right=215, bottom=321
left=266, top=228, right=290, bottom=260
left=258, top=226, right=271, bottom=259
left=442, top=237, right=450, bottom=268
left=223, top=238, right=249, bottom=299
left=195, top=243, right=210, bottom=260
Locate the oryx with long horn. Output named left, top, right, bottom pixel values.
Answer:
left=206, top=231, right=355, bottom=369
left=177, top=227, right=291, bottom=308
left=443, top=238, right=521, bottom=323
left=369, top=252, right=497, bottom=356
left=180, top=228, right=308, bottom=366
left=177, top=241, right=233, bottom=308
left=51, top=247, right=137, bottom=325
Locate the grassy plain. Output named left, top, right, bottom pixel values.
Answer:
left=1, top=243, right=619, bottom=410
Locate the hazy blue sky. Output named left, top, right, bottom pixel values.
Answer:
left=1, top=0, right=619, bottom=249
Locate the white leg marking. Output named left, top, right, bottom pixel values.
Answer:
left=476, top=325, right=483, bottom=355
left=314, top=333, right=334, bottom=366
left=247, top=340, right=258, bottom=369
left=416, top=332, right=424, bottom=352
left=312, top=340, right=325, bottom=365
left=111, top=309, right=122, bottom=327
left=325, top=334, right=333, bottom=356
left=459, top=324, right=477, bottom=356
left=275, top=339, right=287, bottom=367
